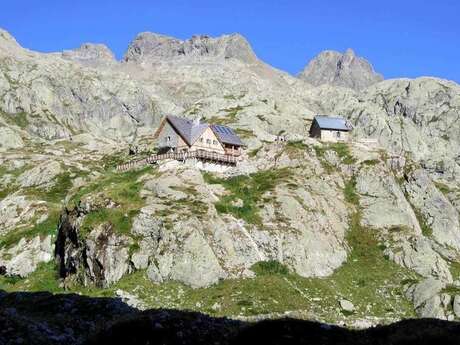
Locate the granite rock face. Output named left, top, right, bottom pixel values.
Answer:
left=85, top=223, right=132, bottom=288
left=299, top=49, right=383, bottom=90
left=123, top=32, right=258, bottom=64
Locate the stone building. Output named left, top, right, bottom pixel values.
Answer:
left=309, top=115, right=353, bottom=142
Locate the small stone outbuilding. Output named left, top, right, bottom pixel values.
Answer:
left=309, top=115, right=353, bottom=142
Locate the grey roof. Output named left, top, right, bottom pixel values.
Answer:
left=166, top=115, right=208, bottom=146
left=166, top=115, right=243, bottom=147
left=210, top=124, right=244, bottom=146
left=313, top=115, right=352, bottom=131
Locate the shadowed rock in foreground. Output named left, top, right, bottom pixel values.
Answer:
left=1, top=291, right=459, bottom=345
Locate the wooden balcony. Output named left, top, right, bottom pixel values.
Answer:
left=224, top=148, right=241, bottom=157
left=116, top=149, right=240, bottom=172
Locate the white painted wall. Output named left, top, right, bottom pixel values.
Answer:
left=320, top=130, right=349, bottom=142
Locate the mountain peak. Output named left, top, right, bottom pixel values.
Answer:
left=123, top=32, right=258, bottom=64
left=61, top=43, right=116, bottom=67
left=298, top=49, right=383, bottom=90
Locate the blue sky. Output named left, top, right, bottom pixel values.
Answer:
left=2, top=1, right=459, bottom=82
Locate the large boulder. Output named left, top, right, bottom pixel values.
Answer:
left=158, top=227, right=227, bottom=288
left=17, top=161, right=62, bottom=188
left=0, top=235, right=53, bottom=277
left=406, top=278, right=446, bottom=319
left=0, top=195, right=47, bottom=235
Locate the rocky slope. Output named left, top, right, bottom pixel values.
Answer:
left=1, top=28, right=460, bottom=326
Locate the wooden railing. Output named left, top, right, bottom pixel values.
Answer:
left=116, top=150, right=239, bottom=172
left=224, top=148, right=241, bottom=157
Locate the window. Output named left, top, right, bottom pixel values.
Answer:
left=166, top=136, right=171, bottom=142
left=213, top=140, right=218, bottom=145
left=206, top=139, right=211, bottom=144
left=336, top=131, right=341, bottom=139
left=200, top=138, right=204, bottom=143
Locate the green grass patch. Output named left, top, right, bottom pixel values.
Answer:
left=252, top=261, right=289, bottom=276
left=362, top=159, right=380, bottom=167
left=0, top=261, right=62, bottom=293
left=328, top=143, right=356, bottom=165
left=449, top=261, right=460, bottom=281
left=80, top=208, right=137, bottom=237
left=284, top=141, right=309, bottom=158
left=434, top=182, right=451, bottom=195
left=100, top=153, right=131, bottom=170
left=68, top=166, right=151, bottom=238
left=286, top=141, right=308, bottom=150
left=442, top=285, right=460, bottom=295
left=413, top=207, right=433, bottom=237
left=208, top=105, right=245, bottom=125
left=69, top=167, right=150, bottom=207
left=1, top=111, right=29, bottom=128
left=344, top=177, right=359, bottom=205
left=203, top=168, right=291, bottom=225
left=248, top=146, right=261, bottom=158
left=314, top=143, right=356, bottom=173
left=234, top=128, right=254, bottom=139
left=26, top=172, right=73, bottom=204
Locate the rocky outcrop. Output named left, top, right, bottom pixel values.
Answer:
left=0, top=29, right=161, bottom=142
left=356, top=164, right=421, bottom=232
left=0, top=195, right=47, bottom=235
left=55, top=206, right=86, bottom=283
left=355, top=163, right=454, bottom=283
left=17, top=161, right=62, bottom=188
left=61, top=43, right=117, bottom=67
left=325, top=78, right=460, bottom=182
left=0, top=127, right=23, bottom=150
left=0, top=235, right=53, bottom=277
left=55, top=206, right=131, bottom=288
left=406, top=278, right=446, bottom=319
left=85, top=223, right=132, bottom=288
left=123, top=32, right=258, bottom=64
left=403, top=168, right=460, bottom=250
left=299, top=49, right=383, bottom=90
